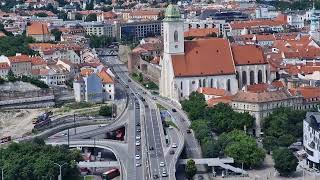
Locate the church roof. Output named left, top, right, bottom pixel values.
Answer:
left=164, top=4, right=180, bottom=20
left=231, top=44, right=267, bottom=65
left=171, top=38, right=236, bottom=77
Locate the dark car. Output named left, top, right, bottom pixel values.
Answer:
left=172, top=108, right=177, bottom=112
left=143, top=91, right=146, bottom=94
left=169, top=150, right=175, bottom=155
left=149, top=146, right=154, bottom=150
left=136, top=122, right=140, bottom=126
left=128, top=79, right=131, bottom=82
left=186, top=129, right=191, bottom=134
left=125, top=85, right=129, bottom=88
left=153, top=174, right=159, bottom=179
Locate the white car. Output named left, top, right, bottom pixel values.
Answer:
left=136, top=141, right=141, bottom=146
left=135, top=155, right=140, bottom=160
left=136, top=162, right=141, bottom=167
left=160, top=162, right=165, bottom=167
left=171, top=143, right=177, bottom=148
left=136, top=135, right=141, bottom=140
left=161, top=171, right=167, bottom=177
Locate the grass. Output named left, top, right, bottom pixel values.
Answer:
left=64, top=102, right=93, bottom=109
left=156, top=103, right=165, bottom=110
left=166, top=120, right=179, bottom=130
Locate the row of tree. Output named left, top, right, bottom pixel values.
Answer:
left=1, top=70, right=49, bottom=89
left=88, top=35, right=116, bottom=48
left=0, top=34, right=36, bottom=56
left=182, top=92, right=264, bottom=168
left=0, top=139, right=82, bottom=180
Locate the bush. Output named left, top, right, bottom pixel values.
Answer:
left=99, top=105, right=112, bottom=116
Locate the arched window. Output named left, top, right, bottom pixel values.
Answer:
left=199, top=79, right=202, bottom=87
left=180, top=81, right=183, bottom=90
left=250, top=71, right=255, bottom=85
left=227, top=79, right=231, bottom=91
left=210, top=79, right=213, bottom=88
left=258, top=70, right=263, bottom=83
left=203, top=79, right=206, bottom=87
left=242, top=71, right=247, bottom=86
left=174, top=30, right=178, bottom=42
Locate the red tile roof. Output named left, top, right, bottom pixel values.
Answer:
left=247, top=81, right=285, bottom=93
left=97, top=70, right=114, bottom=84
left=197, top=87, right=228, bottom=96
left=8, top=54, right=32, bottom=63
left=27, top=22, right=49, bottom=35
left=230, top=19, right=285, bottom=30
left=290, top=87, right=320, bottom=100
left=231, top=45, right=267, bottom=65
left=171, top=38, right=235, bottom=77
left=184, top=28, right=219, bottom=38
left=207, top=96, right=232, bottom=107
left=0, top=62, right=9, bottom=69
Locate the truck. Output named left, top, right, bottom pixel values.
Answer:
left=0, top=136, right=11, bottom=144
left=101, top=168, right=120, bottom=180
left=32, top=111, right=53, bottom=124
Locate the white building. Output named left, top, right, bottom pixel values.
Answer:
left=304, top=112, right=320, bottom=170
left=159, top=4, right=271, bottom=103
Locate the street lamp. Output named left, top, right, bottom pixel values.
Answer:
left=2, top=168, right=4, bottom=180
left=54, top=162, right=67, bottom=180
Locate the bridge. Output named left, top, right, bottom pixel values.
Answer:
left=47, top=139, right=128, bottom=180
left=78, top=161, right=120, bottom=168
left=178, top=158, right=247, bottom=174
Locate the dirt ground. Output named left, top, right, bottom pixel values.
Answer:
left=0, top=109, right=43, bottom=139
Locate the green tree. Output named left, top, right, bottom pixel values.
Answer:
left=35, top=12, right=48, bottom=17
left=138, top=72, right=143, bottom=82
left=278, top=134, right=296, bottom=147
left=273, top=148, right=298, bottom=176
left=0, top=142, right=82, bottom=180
left=51, top=28, right=62, bottom=41
left=181, top=91, right=207, bottom=121
left=85, top=13, right=97, bottom=21
left=86, top=0, right=94, bottom=10
left=75, top=13, right=83, bottom=20
left=185, top=159, right=197, bottom=180
left=58, top=11, right=68, bottom=20
left=0, top=34, right=36, bottom=56
left=99, top=105, right=112, bottom=116
left=201, top=139, right=221, bottom=158
left=191, top=119, right=211, bottom=143
left=219, top=130, right=265, bottom=168
left=6, top=69, right=16, bottom=82
left=262, top=136, right=278, bottom=153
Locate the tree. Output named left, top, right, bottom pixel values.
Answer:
left=201, top=139, right=221, bottom=158
left=51, top=28, right=62, bottom=41
left=181, top=92, right=207, bottom=121
left=191, top=119, right=211, bottom=143
left=99, top=105, right=112, bottom=116
left=0, top=142, right=82, bottom=180
left=74, top=13, right=83, bottom=20
left=273, top=148, right=298, bottom=176
left=185, top=159, right=197, bottom=180
left=88, top=35, right=113, bottom=48
left=219, top=130, right=265, bottom=168
left=6, top=69, right=16, bottom=82
left=86, top=0, right=94, bottom=10
left=35, top=12, right=48, bottom=17
left=278, top=134, right=296, bottom=147
left=57, top=11, right=68, bottom=20
left=85, top=13, right=97, bottom=22
left=262, top=136, right=278, bottom=153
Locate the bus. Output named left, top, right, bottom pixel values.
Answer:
left=101, top=168, right=120, bottom=180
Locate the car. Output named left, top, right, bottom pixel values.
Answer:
left=137, top=128, right=141, bottom=132
left=198, top=175, right=204, bottom=180
left=149, top=146, right=154, bottom=150
left=161, top=171, right=167, bottom=177
left=143, top=91, right=146, bottom=94
left=125, top=85, right=129, bottom=88
left=61, top=133, right=67, bottom=137
left=172, top=108, right=177, bottom=112
left=171, top=143, right=177, bottom=148
left=136, top=135, right=141, bottom=140
left=136, top=122, right=140, bottom=126
left=153, top=174, right=159, bottom=179
left=169, top=126, right=173, bottom=129
left=136, top=146, right=140, bottom=151
left=152, top=97, right=157, bottom=100
left=135, top=155, right=140, bottom=160
left=159, top=162, right=165, bottom=167
left=128, top=79, right=131, bottom=82
left=186, top=129, right=191, bottom=134
left=135, top=162, right=141, bottom=167
left=169, top=150, right=175, bottom=155
left=136, top=141, right=141, bottom=146
left=116, top=76, right=120, bottom=79
left=145, top=105, right=148, bottom=108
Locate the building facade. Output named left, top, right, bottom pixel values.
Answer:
left=304, top=112, right=320, bottom=170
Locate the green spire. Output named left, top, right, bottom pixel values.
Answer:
left=164, top=4, right=181, bottom=19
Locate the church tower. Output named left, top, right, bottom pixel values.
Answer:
left=309, top=3, right=320, bottom=41
left=163, top=4, right=184, bottom=55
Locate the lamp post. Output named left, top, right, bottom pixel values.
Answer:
left=73, top=113, right=76, bottom=135
left=54, top=162, right=67, bottom=180
left=2, top=168, right=4, bottom=180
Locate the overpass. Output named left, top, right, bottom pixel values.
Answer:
left=178, top=158, right=247, bottom=174
left=78, top=161, right=120, bottom=168
left=47, top=139, right=128, bottom=180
